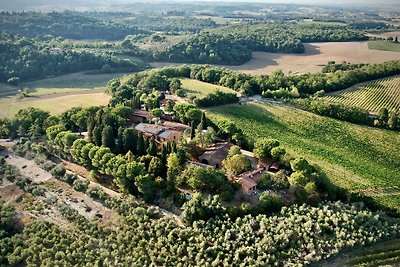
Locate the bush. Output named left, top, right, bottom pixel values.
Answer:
left=257, top=173, right=272, bottom=190
left=50, top=164, right=66, bottom=178
left=73, top=178, right=90, bottom=192
left=31, top=186, right=46, bottom=196
left=259, top=192, right=283, bottom=212
left=271, top=170, right=290, bottom=189
left=61, top=173, right=77, bottom=185
left=86, top=187, right=108, bottom=202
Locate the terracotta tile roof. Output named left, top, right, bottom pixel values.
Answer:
left=238, top=177, right=257, bottom=189
left=162, top=121, right=190, bottom=131
left=236, top=168, right=265, bottom=183
left=132, top=109, right=153, bottom=118
left=199, top=142, right=233, bottom=163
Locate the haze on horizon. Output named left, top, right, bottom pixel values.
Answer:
left=0, top=0, right=399, bottom=11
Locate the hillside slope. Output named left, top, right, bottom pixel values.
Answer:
left=208, top=102, right=400, bottom=211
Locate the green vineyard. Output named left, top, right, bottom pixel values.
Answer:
left=324, top=76, right=400, bottom=114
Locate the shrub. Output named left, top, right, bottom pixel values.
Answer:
left=259, top=192, right=283, bottom=212
left=50, top=164, right=66, bottom=178
left=61, top=173, right=77, bottom=185
left=73, top=178, right=90, bottom=192
left=257, top=172, right=272, bottom=190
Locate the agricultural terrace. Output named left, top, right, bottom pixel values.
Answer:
left=208, top=102, right=400, bottom=212
left=180, top=78, right=237, bottom=98
left=324, top=76, right=400, bottom=114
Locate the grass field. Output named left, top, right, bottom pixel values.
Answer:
left=208, top=102, right=400, bottom=212
left=180, top=78, right=237, bottom=98
left=0, top=72, right=121, bottom=118
left=0, top=72, right=128, bottom=98
left=324, top=76, right=400, bottom=114
left=368, top=40, right=400, bottom=52
left=0, top=93, right=110, bottom=118
left=318, top=238, right=400, bottom=267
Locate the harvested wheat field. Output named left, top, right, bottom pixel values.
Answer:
left=228, top=42, right=400, bottom=75
left=150, top=42, right=400, bottom=75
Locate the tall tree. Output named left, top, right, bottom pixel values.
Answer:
left=93, top=126, right=102, bottom=146
left=190, top=120, right=196, bottom=139
left=147, top=138, right=157, bottom=156
left=137, top=132, right=145, bottom=156
left=102, top=125, right=115, bottom=150
left=123, top=128, right=137, bottom=154
left=117, top=126, right=125, bottom=153
left=200, top=112, right=207, bottom=130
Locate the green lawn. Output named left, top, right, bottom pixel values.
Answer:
left=180, top=78, right=237, bottom=98
left=368, top=40, right=400, bottom=52
left=208, top=102, right=400, bottom=211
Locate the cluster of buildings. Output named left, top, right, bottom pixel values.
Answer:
left=198, top=142, right=281, bottom=194
left=130, top=108, right=281, bottom=194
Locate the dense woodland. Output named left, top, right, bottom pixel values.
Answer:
left=0, top=32, right=145, bottom=83
left=153, top=22, right=367, bottom=64
left=0, top=11, right=149, bottom=40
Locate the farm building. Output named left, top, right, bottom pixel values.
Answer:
left=198, top=142, right=233, bottom=169
left=135, top=123, right=184, bottom=144
left=158, top=130, right=182, bottom=144
left=162, top=121, right=191, bottom=133
left=269, top=163, right=281, bottom=172
left=130, top=110, right=154, bottom=124
left=235, top=168, right=265, bottom=193
left=237, top=177, right=257, bottom=194
left=135, top=123, right=165, bottom=137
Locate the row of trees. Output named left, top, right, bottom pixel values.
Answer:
left=108, top=61, right=400, bottom=107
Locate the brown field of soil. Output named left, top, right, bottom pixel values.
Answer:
left=150, top=41, right=400, bottom=75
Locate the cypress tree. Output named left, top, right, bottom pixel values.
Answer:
left=93, top=126, right=102, bottom=146
left=147, top=138, right=157, bottom=156
left=123, top=128, right=137, bottom=154
left=102, top=125, right=115, bottom=150
left=200, top=112, right=207, bottom=130
left=190, top=120, right=196, bottom=139
left=117, top=126, right=124, bottom=153
left=171, top=142, right=177, bottom=153
left=161, top=144, right=168, bottom=164
left=87, top=120, right=94, bottom=143
left=144, top=136, right=150, bottom=153
left=137, top=132, right=145, bottom=156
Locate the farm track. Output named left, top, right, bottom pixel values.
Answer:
left=18, top=88, right=106, bottom=101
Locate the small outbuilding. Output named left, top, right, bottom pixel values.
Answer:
left=198, top=142, right=233, bottom=169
